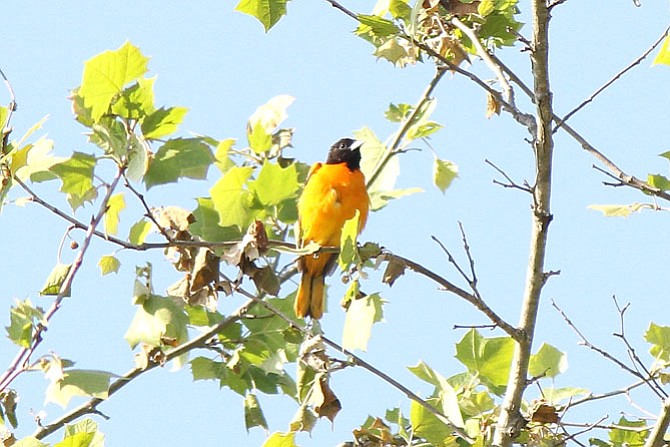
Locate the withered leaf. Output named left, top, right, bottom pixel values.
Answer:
left=530, top=402, right=559, bottom=424
left=152, top=206, right=195, bottom=240
left=192, top=248, right=220, bottom=291
left=382, top=256, right=406, bottom=287
left=440, top=0, right=481, bottom=15
left=311, top=373, right=341, bottom=423
left=486, top=92, right=501, bottom=119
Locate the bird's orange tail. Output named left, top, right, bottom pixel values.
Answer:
left=295, top=273, right=326, bottom=319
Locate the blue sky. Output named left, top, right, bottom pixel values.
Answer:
left=1, top=1, right=670, bottom=446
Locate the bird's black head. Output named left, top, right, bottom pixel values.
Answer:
left=326, top=138, right=363, bottom=171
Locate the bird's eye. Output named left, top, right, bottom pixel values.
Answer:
left=339, top=143, right=347, bottom=149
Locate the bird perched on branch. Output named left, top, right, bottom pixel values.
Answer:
left=294, top=138, right=370, bottom=319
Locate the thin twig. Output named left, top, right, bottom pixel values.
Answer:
left=0, top=166, right=126, bottom=392
left=485, top=159, right=533, bottom=193
left=554, top=25, right=670, bottom=133
left=123, top=174, right=173, bottom=242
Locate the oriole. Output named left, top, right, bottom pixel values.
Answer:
left=294, top=138, right=370, bottom=319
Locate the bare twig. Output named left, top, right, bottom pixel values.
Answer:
left=123, top=174, right=172, bottom=241
left=0, top=166, right=126, bottom=392
left=366, top=67, right=447, bottom=189
left=485, top=159, right=533, bottom=193
left=554, top=25, right=670, bottom=133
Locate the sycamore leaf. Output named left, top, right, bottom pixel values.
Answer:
left=357, top=14, right=400, bottom=37
left=128, top=219, right=153, bottom=245
left=111, top=76, right=155, bottom=121
left=124, top=294, right=188, bottom=350
left=190, top=197, right=242, bottom=242
left=369, top=187, right=422, bottom=211
left=608, top=416, right=649, bottom=447
left=98, top=255, right=120, bottom=276
left=50, top=152, right=97, bottom=210
left=60, top=419, right=105, bottom=447
left=653, top=36, right=670, bottom=66
left=342, top=293, right=383, bottom=352
left=529, top=343, right=567, bottom=379
left=235, top=0, right=288, bottom=32
left=355, top=127, right=397, bottom=192
left=210, top=166, right=255, bottom=229
left=455, top=329, right=514, bottom=389
left=410, top=399, right=454, bottom=446
left=45, top=370, right=114, bottom=408
left=214, top=138, right=236, bottom=174
left=588, top=203, right=646, bottom=218
left=249, top=161, right=299, bottom=206
left=385, top=103, right=413, bottom=123
left=247, top=95, right=294, bottom=153
left=141, top=106, right=189, bottom=140
left=645, top=322, right=670, bottom=362
left=261, top=432, right=298, bottom=447
left=433, top=158, right=458, bottom=193
left=289, top=405, right=318, bottom=434
left=338, top=210, right=362, bottom=271
left=40, top=263, right=73, bottom=297
left=78, top=41, right=149, bottom=122
left=244, top=393, right=269, bottom=432
left=648, top=173, right=670, bottom=191
left=11, top=437, right=48, bottom=447
left=407, top=360, right=465, bottom=429
left=11, top=136, right=63, bottom=182
left=144, top=138, right=214, bottom=189
left=104, top=193, right=125, bottom=236
left=6, top=299, right=46, bottom=348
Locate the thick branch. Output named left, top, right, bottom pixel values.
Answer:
left=645, top=398, right=670, bottom=447
left=494, top=1, right=554, bottom=445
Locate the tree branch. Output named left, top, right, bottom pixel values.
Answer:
left=494, top=0, right=554, bottom=445
left=0, top=166, right=126, bottom=392
left=33, top=297, right=257, bottom=439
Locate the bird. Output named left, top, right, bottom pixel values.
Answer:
left=294, top=138, right=370, bottom=319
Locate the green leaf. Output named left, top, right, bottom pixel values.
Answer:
left=647, top=173, right=670, bottom=191
left=529, top=343, right=567, bottom=379
left=249, top=161, right=299, bottom=206
left=11, top=136, right=62, bottom=182
left=357, top=14, right=400, bottom=37
left=261, top=432, right=298, bottom=447
left=6, top=299, right=46, bottom=348
left=128, top=219, right=153, bottom=245
left=141, top=106, right=189, bottom=140
left=1, top=389, right=19, bottom=428
left=50, top=152, right=97, bottom=210
left=214, top=138, right=236, bottom=174
left=235, top=0, right=288, bottom=32
left=542, top=387, right=589, bottom=404
left=369, top=187, right=423, bottom=211
left=410, top=399, right=454, bottom=446
left=653, top=36, right=670, bottom=66
left=124, top=294, right=189, bottom=349
left=45, top=370, right=114, bottom=408
left=210, top=166, right=255, bottom=229
left=385, top=103, right=413, bottom=123
left=190, top=197, right=242, bottom=242
left=244, top=393, right=269, bottom=432
left=125, top=134, right=150, bottom=182
left=104, top=193, right=125, bottom=236
left=407, top=361, right=465, bottom=429
left=40, top=263, right=73, bottom=296
left=247, top=95, right=294, bottom=153
left=144, top=138, right=214, bottom=189
left=588, top=203, right=646, bottom=218
left=338, top=210, right=362, bottom=271
left=78, top=41, right=150, bottom=122
left=190, top=357, right=226, bottom=381
left=645, top=322, right=670, bottom=362
left=342, top=293, right=383, bottom=352
left=608, top=416, right=648, bottom=447
left=433, top=158, right=458, bottom=193
left=54, top=431, right=95, bottom=447
left=455, top=329, right=513, bottom=389
left=111, top=76, right=155, bottom=121
left=478, top=0, right=495, bottom=16
left=98, top=255, right=120, bottom=276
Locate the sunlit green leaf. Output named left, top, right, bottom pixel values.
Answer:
left=407, top=360, right=465, bottom=429
left=104, top=193, right=125, bottom=236
left=645, top=322, right=670, bottom=362
left=141, top=106, right=189, bottom=140
left=529, top=343, right=567, bottom=379
left=124, top=294, right=189, bottom=349
left=11, top=437, right=48, bottom=447
left=385, top=103, right=413, bottom=123
left=608, top=416, right=648, bottom=447
left=210, top=166, right=255, bottom=229
left=45, top=370, right=114, bottom=408
left=190, top=197, right=242, bottom=242
left=249, top=161, right=299, bottom=206
left=338, top=210, right=362, bottom=271
left=455, top=329, right=513, bottom=389
left=40, top=263, right=73, bottom=296
left=111, top=76, right=155, bottom=120
left=410, top=399, right=454, bottom=446
left=11, top=136, right=62, bottom=182
left=6, top=299, right=46, bottom=348
left=144, top=138, right=214, bottom=189
left=369, top=187, right=422, bottom=211
left=235, top=0, right=288, bottom=32
left=433, top=158, right=458, bottom=193
left=50, top=152, right=97, bottom=210
left=98, top=255, right=120, bottom=276
left=128, top=218, right=153, bottom=245
left=247, top=95, right=294, bottom=153
left=357, top=14, right=400, bottom=37
left=63, top=418, right=105, bottom=447
left=261, top=431, right=298, bottom=447
left=588, top=203, right=646, bottom=218
left=653, top=36, right=670, bottom=66
left=214, top=138, right=236, bottom=174
left=79, top=41, right=149, bottom=122
left=342, top=293, right=383, bottom=352
left=647, top=173, right=670, bottom=191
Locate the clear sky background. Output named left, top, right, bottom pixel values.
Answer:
left=1, top=1, right=670, bottom=446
